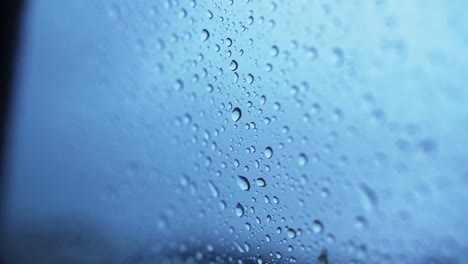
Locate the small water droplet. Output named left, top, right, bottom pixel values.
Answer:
left=174, top=79, right=184, bottom=91
left=306, top=46, right=318, bottom=60
left=298, top=153, right=308, bottom=167
left=237, top=176, right=250, bottom=191
left=273, top=102, right=281, bottom=111
left=312, top=220, right=324, bottom=234
left=272, top=196, right=279, bottom=204
left=331, top=47, right=344, bottom=65
left=355, top=216, right=368, bottom=231
left=235, top=203, right=245, bottom=217
left=208, top=181, right=219, bottom=198
left=271, top=45, right=279, bottom=57
left=229, top=60, right=238, bottom=71
left=264, top=147, right=273, bottom=159
left=246, top=74, right=254, bottom=84
left=201, top=29, right=210, bottom=41
left=226, top=37, right=233, bottom=47
left=358, top=184, right=378, bottom=212
left=256, top=178, right=266, bottom=187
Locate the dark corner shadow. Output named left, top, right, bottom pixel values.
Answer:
left=1, top=0, right=25, bottom=263
left=2, top=217, right=119, bottom=264
left=1, top=217, right=465, bottom=264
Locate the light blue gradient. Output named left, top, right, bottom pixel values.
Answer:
left=3, top=0, right=468, bottom=263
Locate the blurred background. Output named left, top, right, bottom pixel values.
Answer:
left=1, top=0, right=468, bottom=263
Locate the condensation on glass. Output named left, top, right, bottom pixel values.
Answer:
left=3, top=0, right=468, bottom=263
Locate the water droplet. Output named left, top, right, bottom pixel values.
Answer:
left=208, top=181, right=219, bottom=198
left=264, top=147, right=273, bottom=159
left=355, top=216, right=368, bottom=231
left=256, top=178, right=266, bottom=187
left=298, top=153, right=308, bottom=167
left=271, top=45, right=279, bottom=57
left=246, top=74, right=254, bottom=84
left=306, top=46, right=318, bottom=60
left=273, top=102, right=281, bottom=111
left=233, top=241, right=245, bottom=253
left=229, top=60, right=238, bottom=71
left=331, top=47, right=344, bottom=65
left=225, top=37, right=233, bottom=47
left=247, top=16, right=254, bottom=25
left=237, top=176, right=250, bottom=191
left=287, top=228, right=297, bottom=238
left=272, top=196, right=279, bottom=204
left=419, top=138, right=438, bottom=154
left=312, top=220, right=324, bottom=234
left=206, top=244, right=214, bottom=252
left=201, top=29, right=210, bottom=41
left=235, top=203, right=245, bottom=217
left=180, top=175, right=190, bottom=187
left=174, top=79, right=184, bottom=91
left=219, top=200, right=226, bottom=210
left=179, top=8, right=187, bottom=18
left=231, top=107, right=242, bottom=122
left=358, top=184, right=378, bottom=212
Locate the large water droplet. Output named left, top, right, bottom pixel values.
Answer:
left=232, top=107, right=242, bottom=122
left=237, top=176, right=250, bottom=191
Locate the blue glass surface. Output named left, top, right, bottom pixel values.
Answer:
left=3, top=0, right=468, bottom=263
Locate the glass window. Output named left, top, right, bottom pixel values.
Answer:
left=3, top=0, right=468, bottom=263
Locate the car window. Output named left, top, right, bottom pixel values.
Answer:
left=3, top=0, right=468, bottom=263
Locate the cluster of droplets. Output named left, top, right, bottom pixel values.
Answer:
left=109, top=0, right=461, bottom=263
